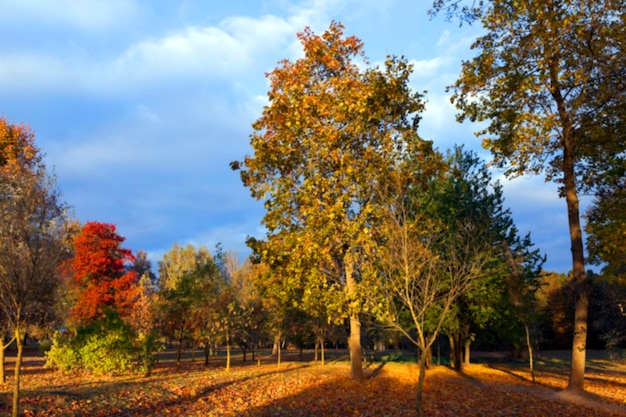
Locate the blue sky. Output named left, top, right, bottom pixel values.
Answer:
left=0, top=0, right=579, bottom=273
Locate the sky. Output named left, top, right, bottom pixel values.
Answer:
left=0, top=0, right=583, bottom=273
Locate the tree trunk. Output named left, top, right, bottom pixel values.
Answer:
left=176, top=321, right=185, bottom=369
left=204, top=344, right=210, bottom=366
left=272, top=334, right=279, bottom=355
left=11, top=328, right=23, bottom=417
left=0, top=343, right=4, bottom=384
left=415, top=348, right=428, bottom=417
left=226, top=332, right=231, bottom=372
left=464, top=339, right=471, bottom=366
left=345, top=252, right=363, bottom=381
left=550, top=52, right=588, bottom=393
left=277, top=336, right=281, bottom=368
left=321, top=337, right=325, bottom=367
left=453, top=332, right=464, bottom=372
left=448, top=334, right=456, bottom=368
left=564, top=131, right=588, bottom=392
left=437, top=337, right=441, bottom=366
left=524, top=323, right=535, bottom=384
left=425, top=347, right=433, bottom=369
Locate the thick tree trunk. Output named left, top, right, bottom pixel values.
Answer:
left=566, top=169, right=588, bottom=391
left=453, top=332, right=464, bottom=372
left=204, top=344, right=210, bottom=366
left=464, top=339, right=471, bottom=365
left=345, top=253, right=363, bottom=381
left=11, top=329, right=23, bottom=417
left=550, top=52, right=588, bottom=392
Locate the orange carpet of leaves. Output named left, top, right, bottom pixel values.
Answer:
left=1, top=352, right=625, bottom=416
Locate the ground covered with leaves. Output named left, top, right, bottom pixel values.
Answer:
left=1, top=350, right=625, bottom=416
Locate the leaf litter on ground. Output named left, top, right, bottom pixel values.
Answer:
left=1, top=351, right=626, bottom=416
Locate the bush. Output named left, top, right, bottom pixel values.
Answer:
left=44, top=332, right=81, bottom=373
left=79, top=330, right=135, bottom=374
left=46, top=310, right=139, bottom=375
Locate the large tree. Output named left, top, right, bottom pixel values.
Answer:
left=233, top=22, right=436, bottom=380
left=0, top=118, right=71, bottom=417
left=432, top=0, right=626, bottom=391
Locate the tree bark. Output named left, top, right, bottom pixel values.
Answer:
left=464, top=339, right=471, bottom=365
left=524, top=323, right=535, bottom=384
left=345, top=252, right=364, bottom=381
left=176, top=321, right=185, bottom=369
left=550, top=47, right=588, bottom=393
left=565, top=160, right=588, bottom=391
left=277, top=335, right=281, bottom=368
left=11, top=328, right=23, bottom=417
left=226, top=331, right=231, bottom=372
left=416, top=349, right=428, bottom=417
left=455, top=333, right=464, bottom=372
left=448, top=334, right=456, bottom=368
left=0, top=343, right=4, bottom=384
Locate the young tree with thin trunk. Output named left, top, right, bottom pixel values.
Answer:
left=0, top=118, right=71, bottom=417
left=431, top=0, right=626, bottom=391
left=233, top=21, right=436, bottom=381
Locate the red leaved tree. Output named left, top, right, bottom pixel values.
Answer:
left=66, top=221, right=138, bottom=327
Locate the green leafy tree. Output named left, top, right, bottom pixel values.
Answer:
left=585, top=161, right=626, bottom=283
left=233, top=21, right=436, bottom=380
left=502, top=235, right=545, bottom=382
left=431, top=147, right=520, bottom=371
left=157, top=243, right=215, bottom=368
left=432, top=0, right=626, bottom=391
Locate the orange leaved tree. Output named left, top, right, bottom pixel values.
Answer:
left=0, top=117, right=71, bottom=417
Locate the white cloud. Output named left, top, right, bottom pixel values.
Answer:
left=409, top=56, right=454, bottom=79
left=0, top=10, right=311, bottom=96
left=0, top=0, right=140, bottom=30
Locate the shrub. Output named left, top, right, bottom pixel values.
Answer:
left=46, top=310, right=139, bottom=375
left=79, top=330, right=135, bottom=374
left=44, top=332, right=81, bottom=373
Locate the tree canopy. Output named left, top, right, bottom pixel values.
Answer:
left=233, top=21, right=439, bottom=380
left=433, top=0, right=626, bottom=392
